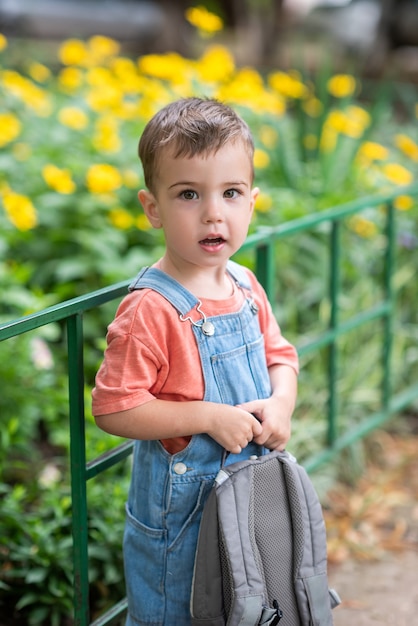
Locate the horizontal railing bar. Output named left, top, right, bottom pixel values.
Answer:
left=90, top=598, right=128, bottom=626
left=242, top=183, right=418, bottom=248
left=303, top=382, right=418, bottom=472
left=390, top=382, right=418, bottom=414
left=297, top=301, right=391, bottom=356
left=0, top=280, right=131, bottom=340
left=86, top=440, right=134, bottom=481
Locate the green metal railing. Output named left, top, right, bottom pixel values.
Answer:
left=1, top=184, right=417, bottom=625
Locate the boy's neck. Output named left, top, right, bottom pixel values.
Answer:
left=158, top=258, right=235, bottom=300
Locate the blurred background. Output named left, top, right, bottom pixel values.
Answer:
left=1, top=0, right=418, bottom=78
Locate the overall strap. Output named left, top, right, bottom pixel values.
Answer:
left=128, top=266, right=198, bottom=315
left=128, top=261, right=253, bottom=315
left=226, top=260, right=252, bottom=290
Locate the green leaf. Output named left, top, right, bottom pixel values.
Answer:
left=26, top=568, right=47, bottom=584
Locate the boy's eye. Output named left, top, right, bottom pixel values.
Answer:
left=224, top=188, right=240, bottom=199
left=180, top=190, right=198, bottom=200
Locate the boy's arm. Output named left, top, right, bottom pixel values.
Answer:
left=237, top=363, right=298, bottom=451
left=94, top=399, right=262, bottom=455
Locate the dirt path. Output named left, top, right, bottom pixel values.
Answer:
left=323, top=425, right=418, bottom=625
left=329, top=549, right=418, bottom=625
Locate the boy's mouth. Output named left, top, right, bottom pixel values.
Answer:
left=199, top=236, right=225, bottom=246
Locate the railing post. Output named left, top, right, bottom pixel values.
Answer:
left=255, top=240, right=275, bottom=301
left=67, top=313, right=90, bottom=626
left=328, top=220, right=341, bottom=446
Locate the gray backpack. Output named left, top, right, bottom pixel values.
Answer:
left=190, top=449, right=341, bottom=626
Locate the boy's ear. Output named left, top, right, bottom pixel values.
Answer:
left=250, top=187, right=259, bottom=217
left=138, top=190, right=162, bottom=228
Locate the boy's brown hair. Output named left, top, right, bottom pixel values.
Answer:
left=138, top=97, right=255, bottom=193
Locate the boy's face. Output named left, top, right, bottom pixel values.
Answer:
left=139, top=141, right=258, bottom=275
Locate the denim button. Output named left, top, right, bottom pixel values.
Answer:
left=173, top=462, right=188, bottom=475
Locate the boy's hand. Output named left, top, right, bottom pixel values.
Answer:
left=205, top=404, right=262, bottom=454
left=236, top=395, right=292, bottom=451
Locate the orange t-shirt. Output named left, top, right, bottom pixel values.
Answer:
left=92, top=267, right=298, bottom=453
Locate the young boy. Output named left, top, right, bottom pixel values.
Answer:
left=92, top=97, right=298, bottom=625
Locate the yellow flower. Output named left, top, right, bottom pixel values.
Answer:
left=122, top=169, right=140, bottom=189
left=111, top=56, right=136, bottom=76
left=92, top=116, right=121, bottom=153
left=343, top=105, right=370, bottom=137
left=59, top=38, right=89, bottom=66
left=347, top=105, right=370, bottom=127
left=136, top=214, right=152, bottom=230
left=110, top=57, right=145, bottom=95
left=0, top=33, right=7, bottom=52
left=108, top=208, right=134, bottom=229
left=325, top=110, right=348, bottom=133
left=86, top=66, right=113, bottom=87
left=2, top=70, right=52, bottom=115
left=303, top=97, right=323, bottom=117
left=323, top=106, right=369, bottom=140
left=327, top=74, right=356, bottom=98
left=358, top=141, right=389, bottom=161
left=2, top=190, right=38, bottom=230
left=88, top=35, right=120, bottom=62
left=86, top=164, right=122, bottom=194
left=58, top=67, right=84, bottom=92
left=42, top=164, right=76, bottom=194
left=28, top=62, right=51, bottom=83
left=253, top=149, right=270, bottom=169
left=259, top=126, right=279, bottom=149
left=349, top=215, right=377, bottom=238
left=255, top=192, right=273, bottom=213
left=216, top=68, right=262, bottom=103
left=0, top=113, right=21, bottom=147
left=58, top=106, right=88, bottom=130
left=319, top=126, right=337, bottom=153
left=27, top=88, right=52, bottom=116
left=185, top=6, right=223, bottom=37
left=86, top=83, right=122, bottom=112
left=394, top=134, right=418, bottom=161
left=196, top=45, right=235, bottom=82
left=393, top=195, right=414, bottom=211
left=217, top=70, right=285, bottom=116
left=138, top=53, right=191, bottom=84
left=135, top=82, right=172, bottom=119
left=382, top=163, right=413, bottom=185
left=268, top=71, right=307, bottom=99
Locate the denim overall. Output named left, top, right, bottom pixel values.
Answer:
left=124, top=261, right=271, bottom=626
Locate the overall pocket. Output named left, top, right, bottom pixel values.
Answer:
left=124, top=504, right=167, bottom=624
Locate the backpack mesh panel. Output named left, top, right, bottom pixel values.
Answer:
left=219, top=526, right=233, bottom=617
left=251, top=461, right=302, bottom=625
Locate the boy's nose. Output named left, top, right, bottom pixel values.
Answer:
left=202, top=198, right=224, bottom=222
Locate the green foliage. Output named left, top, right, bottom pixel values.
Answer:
left=0, top=456, right=129, bottom=624
left=0, top=484, right=74, bottom=626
